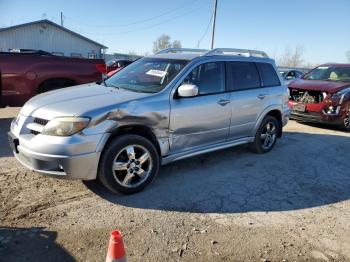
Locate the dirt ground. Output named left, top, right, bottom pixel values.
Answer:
left=1, top=107, right=350, bottom=262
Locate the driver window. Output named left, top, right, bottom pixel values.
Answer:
left=182, top=62, right=225, bottom=95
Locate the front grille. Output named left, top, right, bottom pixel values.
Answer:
left=31, top=130, right=40, bottom=135
left=33, top=118, right=49, bottom=126
left=29, top=117, right=49, bottom=135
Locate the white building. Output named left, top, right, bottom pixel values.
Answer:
left=0, top=19, right=107, bottom=59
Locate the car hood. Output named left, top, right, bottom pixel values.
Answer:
left=20, top=83, right=151, bottom=118
left=288, top=79, right=350, bottom=93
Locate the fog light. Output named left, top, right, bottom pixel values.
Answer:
left=58, top=164, right=64, bottom=171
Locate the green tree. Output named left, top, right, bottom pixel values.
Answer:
left=152, top=34, right=182, bottom=53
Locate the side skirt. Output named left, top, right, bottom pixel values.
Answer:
left=161, top=137, right=254, bottom=165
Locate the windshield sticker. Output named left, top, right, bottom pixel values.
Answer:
left=146, top=69, right=167, bottom=78
left=318, top=67, right=329, bottom=70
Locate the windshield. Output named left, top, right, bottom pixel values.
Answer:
left=104, top=58, right=188, bottom=93
left=303, top=66, right=350, bottom=83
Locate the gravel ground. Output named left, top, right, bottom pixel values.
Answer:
left=1, top=107, right=350, bottom=262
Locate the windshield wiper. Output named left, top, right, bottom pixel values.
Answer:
left=107, top=84, right=120, bottom=89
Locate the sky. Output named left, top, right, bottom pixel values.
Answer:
left=0, top=0, right=349, bottom=65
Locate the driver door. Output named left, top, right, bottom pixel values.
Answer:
left=169, top=62, right=231, bottom=153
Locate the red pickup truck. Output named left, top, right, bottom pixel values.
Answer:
left=0, top=51, right=106, bottom=107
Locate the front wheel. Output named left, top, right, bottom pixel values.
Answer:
left=98, top=135, right=160, bottom=194
left=250, top=116, right=279, bottom=154
left=341, top=111, right=350, bottom=132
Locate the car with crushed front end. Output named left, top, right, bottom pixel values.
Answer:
left=288, top=63, right=350, bottom=131
left=8, top=48, right=290, bottom=194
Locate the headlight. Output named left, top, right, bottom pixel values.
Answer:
left=331, top=87, right=350, bottom=99
left=41, top=117, right=90, bottom=136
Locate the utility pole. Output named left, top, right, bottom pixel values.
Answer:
left=60, top=12, right=64, bottom=27
left=210, top=0, right=218, bottom=49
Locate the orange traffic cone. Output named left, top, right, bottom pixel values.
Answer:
left=106, top=230, right=127, bottom=262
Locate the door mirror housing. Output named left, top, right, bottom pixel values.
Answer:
left=177, top=84, right=199, bottom=97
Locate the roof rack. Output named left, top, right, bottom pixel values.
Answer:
left=156, top=48, right=208, bottom=54
left=204, top=48, right=268, bottom=58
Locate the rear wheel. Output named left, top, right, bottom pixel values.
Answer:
left=250, top=116, right=279, bottom=153
left=98, top=135, right=159, bottom=194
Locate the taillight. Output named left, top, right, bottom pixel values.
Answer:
left=95, top=64, right=107, bottom=74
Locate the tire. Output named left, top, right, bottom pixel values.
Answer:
left=250, top=116, right=279, bottom=154
left=98, top=135, right=159, bottom=194
left=341, top=110, right=350, bottom=132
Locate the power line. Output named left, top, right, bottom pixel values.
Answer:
left=82, top=4, right=208, bottom=36
left=66, top=0, right=201, bottom=28
left=196, top=10, right=213, bottom=47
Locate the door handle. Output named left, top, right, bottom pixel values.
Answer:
left=257, top=94, right=267, bottom=100
left=217, top=99, right=230, bottom=106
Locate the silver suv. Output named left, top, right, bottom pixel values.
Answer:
left=9, top=48, right=290, bottom=194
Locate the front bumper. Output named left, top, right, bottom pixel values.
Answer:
left=9, top=118, right=109, bottom=180
left=13, top=144, right=101, bottom=180
left=288, top=101, right=345, bottom=126
left=290, top=111, right=343, bottom=125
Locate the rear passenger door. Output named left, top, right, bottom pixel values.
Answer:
left=226, top=61, right=269, bottom=139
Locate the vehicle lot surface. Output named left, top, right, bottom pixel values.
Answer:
left=1, top=107, right=350, bottom=262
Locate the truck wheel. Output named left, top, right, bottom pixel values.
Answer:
left=250, top=116, right=279, bottom=154
left=342, top=111, right=350, bottom=132
left=98, top=135, right=159, bottom=194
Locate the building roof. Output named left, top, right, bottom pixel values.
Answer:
left=0, top=19, right=107, bottom=49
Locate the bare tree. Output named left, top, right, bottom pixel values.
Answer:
left=152, top=34, right=182, bottom=53
left=346, top=50, right=350, bottom=62
left=172, top=40, right=182, bottom=49
left=277, top=46, right=304, bottom=67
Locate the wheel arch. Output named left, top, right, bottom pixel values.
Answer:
left=254, top=106, right=283, bottom=137
left=37, top=77, right=78, bottom=94
left=103, top=125, right=163, bottom=157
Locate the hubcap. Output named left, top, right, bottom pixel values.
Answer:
left=344, top=111, right=350, bottom=129
left=112, top=145, right=153, bottom=188
left=260, top=122, right=277, bottom=150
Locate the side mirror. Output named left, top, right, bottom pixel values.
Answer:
left=177, top=84, right=199, bottom=98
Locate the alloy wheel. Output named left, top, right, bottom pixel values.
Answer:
left=112, top=145, right=153, bottom=188
left=344, top=111, right=350, bottom=129
left=260, top=122, right=277, bottom=150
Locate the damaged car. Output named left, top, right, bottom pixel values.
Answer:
left=288, top=64, right=350, bottom=131
left=8, top=48, right=290, bottom=194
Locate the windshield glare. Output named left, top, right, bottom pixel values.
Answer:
left=105, top=58, right=188, bottom=93
left=303, top=66, right=350, bottom=83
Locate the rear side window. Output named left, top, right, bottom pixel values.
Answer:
left=226, top=62, right=260, bottom=91
left=256, top=63, right=281, bottom=87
